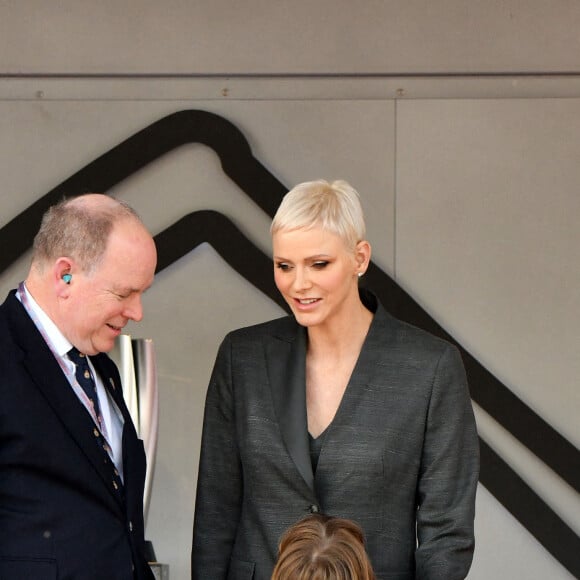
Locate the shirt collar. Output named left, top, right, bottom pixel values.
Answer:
left=20, top=282, right=73, bottom=358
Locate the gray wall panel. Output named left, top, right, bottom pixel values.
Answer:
left=1, top=1, right=580, bottom=74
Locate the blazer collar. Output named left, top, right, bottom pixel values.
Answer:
left=266, top=321, right=314, bottom=491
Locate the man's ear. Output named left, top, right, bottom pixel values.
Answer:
left=55, top=258, right=74, bottom=294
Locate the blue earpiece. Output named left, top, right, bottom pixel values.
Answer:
left=62, top=274, right=72, bottom=284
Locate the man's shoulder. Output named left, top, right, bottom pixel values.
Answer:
left=0, top=288, right=18, bottom=314
left=0, top=290, right=25, bottom=350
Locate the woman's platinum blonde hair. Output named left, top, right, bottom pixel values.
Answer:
left=271, top=179, right=366, bottom=250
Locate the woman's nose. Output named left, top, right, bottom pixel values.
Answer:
left=292, top=267, right=312, bottom=291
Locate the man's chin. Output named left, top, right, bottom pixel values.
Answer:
left=92, top=338, right=116, bottom=354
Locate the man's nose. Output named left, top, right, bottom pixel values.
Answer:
left=124, top=294, right=143, bottom=322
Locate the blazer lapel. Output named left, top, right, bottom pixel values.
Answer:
left=266, top=322, right=314, bottom=491
left=25, top=352, right=125, bottom=507
left=92, top=353, right=148, bottom=506
left=314, top=292, right=394, bottom=472
left=8, top=295, right=125, bottom=509
left=91, top=354, right=130, bottom=425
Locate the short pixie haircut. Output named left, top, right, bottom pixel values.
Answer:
left=271, top=179, right=366, bottom=251
left=271, top=513, right=376, bottom=580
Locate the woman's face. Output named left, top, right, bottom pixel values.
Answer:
left=273, top=225, right=365, bottom=329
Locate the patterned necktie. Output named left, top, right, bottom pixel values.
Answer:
left=68, top=347, right=102, bottom=420
left=68, top=347, right=124, bottom=495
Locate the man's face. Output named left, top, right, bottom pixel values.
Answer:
left=62, top=220, right=157, bottom=355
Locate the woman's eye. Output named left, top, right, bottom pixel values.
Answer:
left=275, top=262, right=291, bottom=271
left=312, top=261, right=329, bottom=269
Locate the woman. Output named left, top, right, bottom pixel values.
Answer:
left=271, top=513, right=376, bottom=580
left=192, top=179, right=479, bottom=580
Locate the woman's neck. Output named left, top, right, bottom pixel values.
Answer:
left=307, top=297, right=373, bottom=358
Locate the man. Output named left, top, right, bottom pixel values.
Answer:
left=0, top=194, right=157, bottom=579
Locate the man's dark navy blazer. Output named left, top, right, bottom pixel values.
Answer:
left=0, top=290, right=154, bottom=580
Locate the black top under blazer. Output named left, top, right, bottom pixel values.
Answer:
left=0, top=290, right=154, bottom=580
left=192, top=290, right=479, bottom=580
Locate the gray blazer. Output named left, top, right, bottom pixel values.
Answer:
left=192, top=291, right=479, bottom=580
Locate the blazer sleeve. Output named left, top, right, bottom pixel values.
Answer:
left=415, top=344, right=480, bottom=580
left=191, top=333, right=242, bottom=579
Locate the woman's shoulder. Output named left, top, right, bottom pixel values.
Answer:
left=373, top=298, right=458, bottom=358
left=226, top=314, right=297, bottom=341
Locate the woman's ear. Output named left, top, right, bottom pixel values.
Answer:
left=355, top=240, right=371, bottom=276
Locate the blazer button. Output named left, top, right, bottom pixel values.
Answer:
left=309, top=504, right=320, bottom=513
left=129, top=521, right=134, bottom=532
